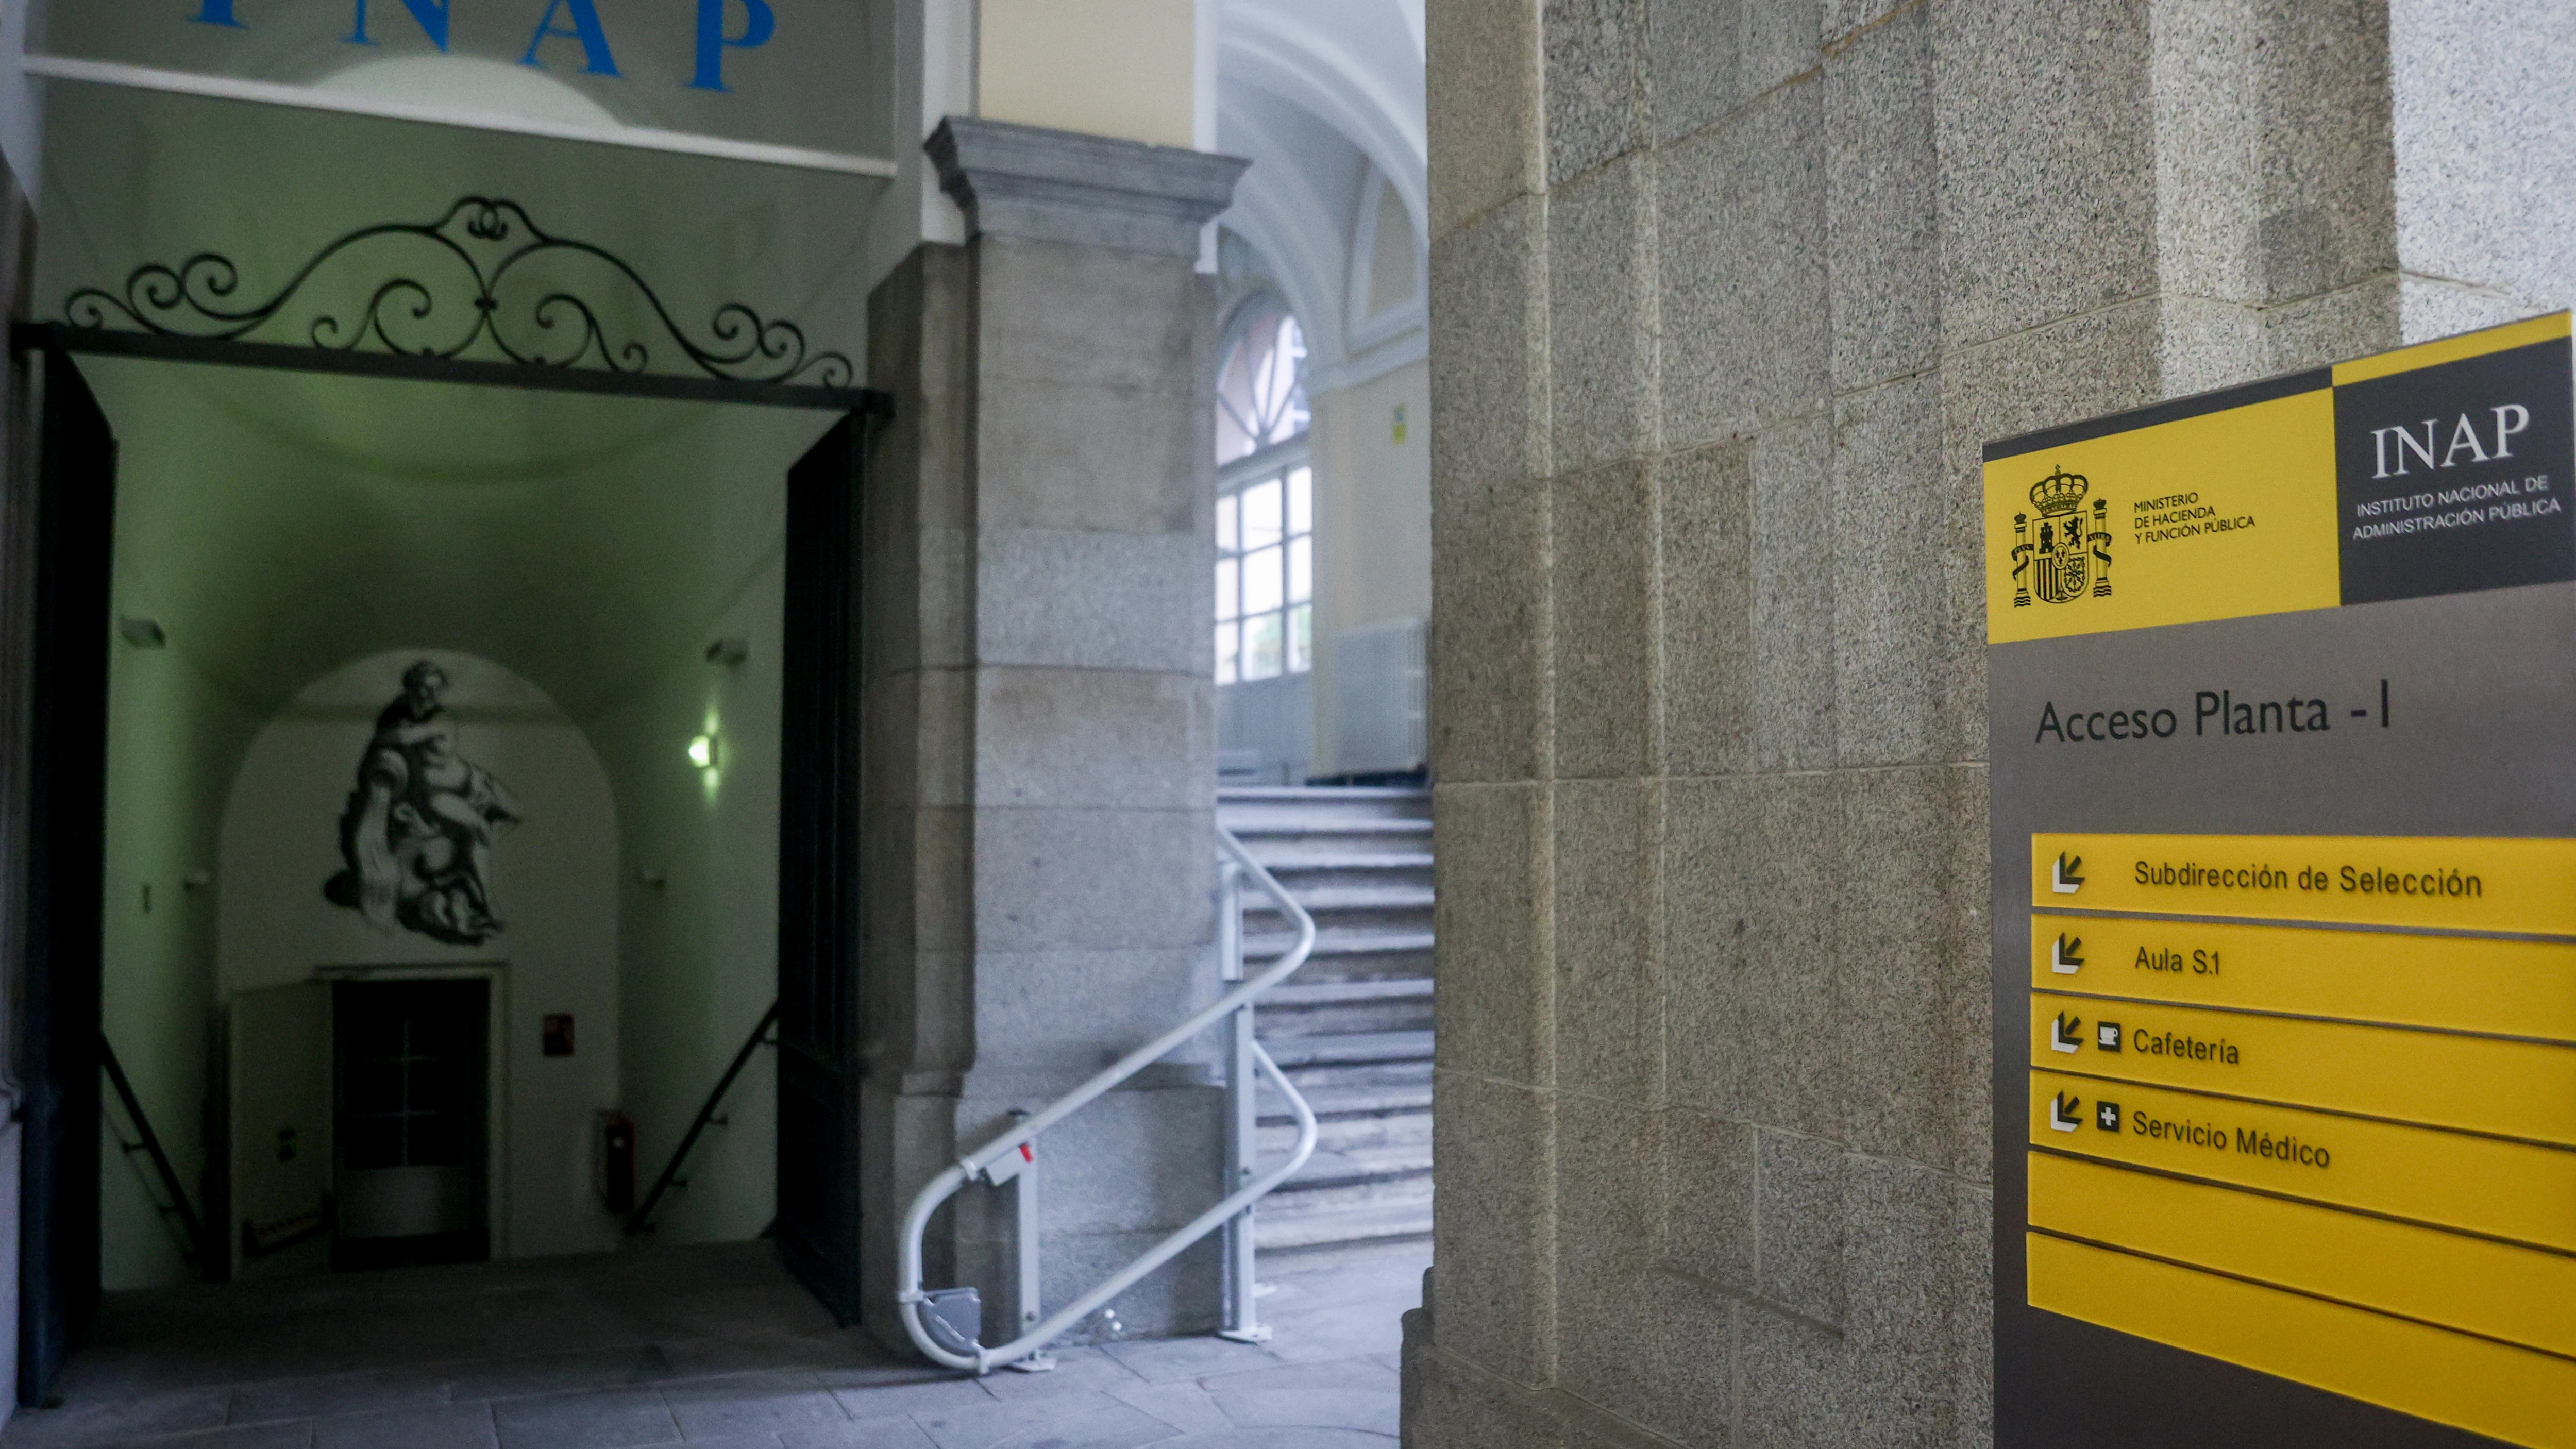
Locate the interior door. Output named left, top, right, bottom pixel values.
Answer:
left=773, top=413, right=864, bottom=1320
left=330, top=979, right=489, bottom=1271
left=19, top=351, right=116, bottom=1405
left=227, top=983, right=332, bottom=1280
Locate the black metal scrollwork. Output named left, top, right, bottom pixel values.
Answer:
left=63, top=196, right=854, bottom=389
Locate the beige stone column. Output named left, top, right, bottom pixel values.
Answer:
left=1406, top=1, right=2576, bottom=1445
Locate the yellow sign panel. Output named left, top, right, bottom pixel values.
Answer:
left=2029, top=1152, right=2576, bottom=1358
left=2028, top=1233, right=2576, bottom=1449
left=1986, top=311, right=2574, bottom=643
left=2027, top=995, right=2576, bottom=1144
left=1985, top=390, right=2338, bottom=643
left=2025, top=1069, right=2576, bottom=1250
left=2028, top=914, right=2576, bottom=1041
left=2030, top=832, right=2576, bottom=934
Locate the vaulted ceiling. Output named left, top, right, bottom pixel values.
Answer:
left=1216, top=0, right=1426, bottom=381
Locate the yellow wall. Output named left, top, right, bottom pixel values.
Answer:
left=979, top=0, right=1198, bottom=149
left=1309, top=357, right=1432, bottom=776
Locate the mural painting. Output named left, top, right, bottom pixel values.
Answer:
left=322, top=660, right=522, bottom=945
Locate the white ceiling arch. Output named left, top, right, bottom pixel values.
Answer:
left=1214, top=0, right=1425, bottom=378
left=1219, top=0, right=1425, bottom=246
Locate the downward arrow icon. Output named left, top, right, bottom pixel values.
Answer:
left=2051, top=1012, right=2084, bottom=1053
left=2050, top=1092, right=2083, bottom=1132
left=2051, top=853, right=2086, bottom=894
left=2050, top=934, right=2085, bottom=974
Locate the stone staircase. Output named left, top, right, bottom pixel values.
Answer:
left=1220, top=786, right=1435, bottom=1251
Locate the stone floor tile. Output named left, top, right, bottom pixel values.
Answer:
left=821, top=1377, right=998, bottom=1422
left=968, top=1349, right=1146, bottom=1402
left=776, top=1416, right=939, bottom=1449
left=976, top=1402, right=1186, bottom=1449
left=227, top=1367, right=451, bottom=1425
left=491, top=1387, right=682, bottom=1449
left=0, top=1388, right=230, bottom=1447
left=1212, top=1388, right=1402, bottom=1435
left=1193, top=1359, right=1399, bottom=1394
left=445, top=1345, right=678, bottom=1404
left=119, top=1425, right=316, bottom=1449
left=1100, top=1381, right=1232, bottom=1434
left=906, top=1391, right=1127, bottom=1449
left=310, top=1403, right=497, bottom=1449
left=660, top=1371, right=851, bottom=1438
left=806, top=1361, right=963, bottom=1394
left=1152, top=1433, right=1390, bottom=1448
left=1097, top=1336, right=1284, bottom=1385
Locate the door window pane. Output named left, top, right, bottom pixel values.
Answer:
left=1289, top=603, right=1313, bottom=673
left=1288, top=536, right=1311, bottom=605
left=1288, top=467, right=1312, bottom=535
left=1215, top=558, right=1239, bottom=621
left=1215, top=493, right=1238, bottom=553
left=1243, top=478, right=1284, bottom=550
left=1216, top=621, right=1239, bottom=684
left=1244, top=545, right=1284, bottom=615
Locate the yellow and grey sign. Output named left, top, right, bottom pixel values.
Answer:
left=1986, top=315, right=2576, bottom=1449
left=1988, top=312, right=2574, bottom=643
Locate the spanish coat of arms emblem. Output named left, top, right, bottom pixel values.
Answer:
left=2011, top=467, right=2113, bottom=606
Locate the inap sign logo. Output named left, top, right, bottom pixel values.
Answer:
left=2010, top=467, right=2114, bottom=608
left=191, top=0, right=779, bottom=93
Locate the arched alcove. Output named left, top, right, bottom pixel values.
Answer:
left=213, top=648, right=621, bottom=1274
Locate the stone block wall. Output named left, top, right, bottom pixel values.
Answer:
left=857, top=120, right=1248, bottom=1352
left=1408, top=1, right=2576, bottom=1444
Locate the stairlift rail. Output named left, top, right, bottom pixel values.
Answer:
left=895, top=825, right=1321, bottom=1373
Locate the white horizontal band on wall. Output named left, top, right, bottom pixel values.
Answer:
left=21, top=54, right=899, bottom=180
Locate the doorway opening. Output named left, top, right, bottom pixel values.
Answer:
left=330, top=976, right=491, bottom=1272
left=10, top=196, right=884, bottom=1406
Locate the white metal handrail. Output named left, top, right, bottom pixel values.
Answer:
left=895, top=825, right=1321, bottom=1372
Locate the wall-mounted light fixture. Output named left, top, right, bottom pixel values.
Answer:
left=688, top=734, right=719, bottom=770
left=706, top=638, right=749, bottom=666
left=119, top=617, right=167, bottom=648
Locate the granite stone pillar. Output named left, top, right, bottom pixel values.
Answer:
left=1408, top=1, right=2576, bottom=1445
left=859, top=117, right=1248, bottom=1351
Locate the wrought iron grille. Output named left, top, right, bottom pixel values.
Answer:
left=63, top=196, right=853, bottom=389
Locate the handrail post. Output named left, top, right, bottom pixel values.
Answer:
left=1004, top=1109, right=1054, bottom=1372
left=895, top=826, right=1320, bottom=1373
left=1216, top=859, right=1268, bottom=1342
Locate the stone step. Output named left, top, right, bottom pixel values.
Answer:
left=1259, top=1030, right=1434, bottom=1069
left=1265, top=1030, right=1435, bottom=1091
left=1241, top=853, right=1434, bottom=894
left=1219, top=785, right=1430, bottom=803
left=1251, top=849, right=1435, bottom=872
left=1262, top=978, right=1435, bottom=1008
left=1219, top=787, right=1439, bottom=1258
left=1244, top=884, right=1435, bottom=915
left=1219, top=787, right=1431, bottom=828
left=1252, top=1197, right=1433, bottom=1252
left=1259, top=1081, right=1434, bottom=1123
left=1281, top=1140, right=1434, bottom=1191
left=1257, top=977, right=1434, bottom=1038
left=1259, top=1101, right=1429, bottom=1156
left=1248, top=928, right=1435, bottom=962
left=1227, top=817, right=1433, bottom=841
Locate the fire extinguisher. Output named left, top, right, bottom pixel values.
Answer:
left=599, top=1111, right=636, bottom=1217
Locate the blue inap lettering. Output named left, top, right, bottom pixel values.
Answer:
left=193, top=0, right=246, bottom=26
left=691, top=0, right=776, bottom=91
left=348, top=0, right=451, bottom=49
left=523, top=0, right=620, bottom=76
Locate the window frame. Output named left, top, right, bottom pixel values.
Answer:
left=1215, top=436, right=1315, bottom=687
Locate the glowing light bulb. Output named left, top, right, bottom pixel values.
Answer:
left=688, top=734, right=717, bottom=769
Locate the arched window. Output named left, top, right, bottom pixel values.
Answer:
left=1217, top=303, right=1310, bottom=464
left=1214, top=300, right=1313, bottom=685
